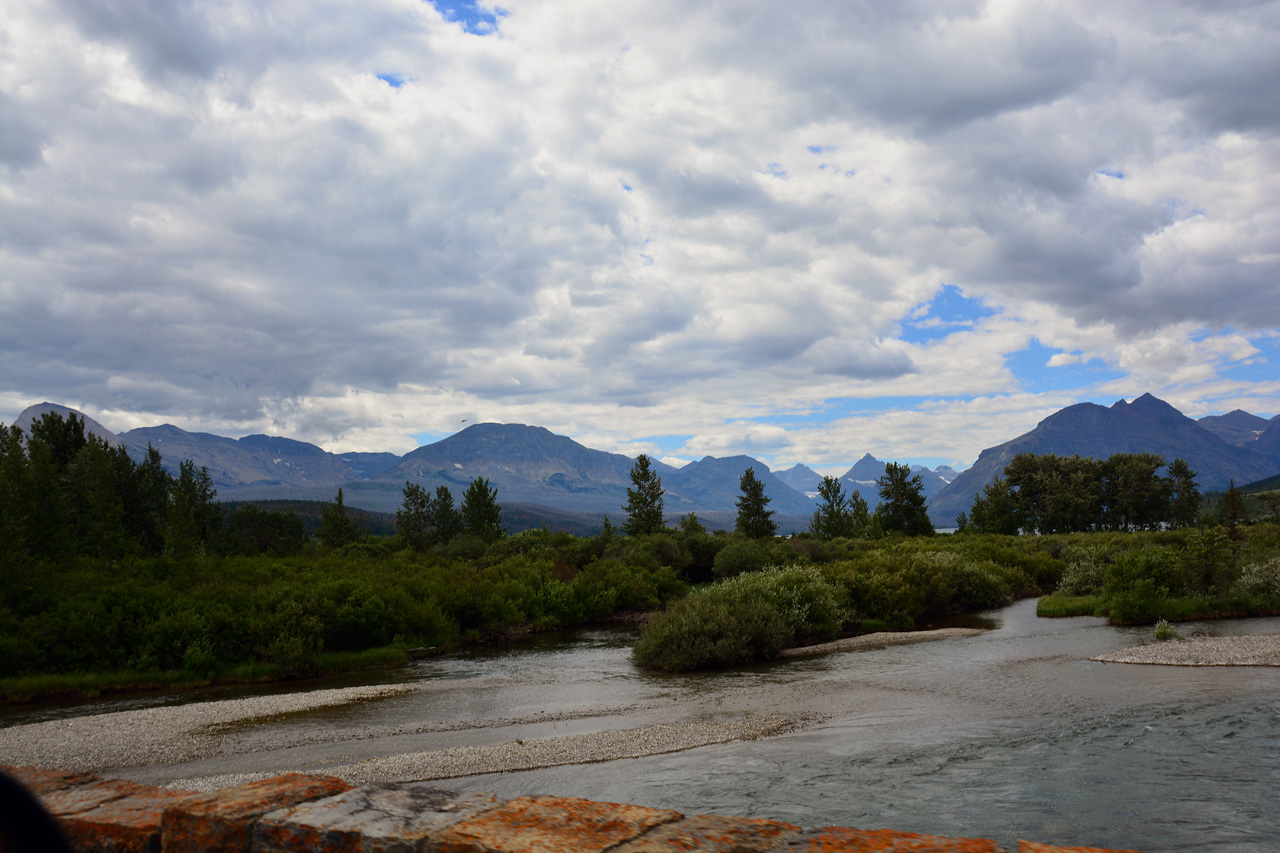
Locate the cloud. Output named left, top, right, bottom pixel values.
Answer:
left=2, top=0, right=1278, bottom=466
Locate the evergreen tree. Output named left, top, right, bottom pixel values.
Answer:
left=735, top=468, right=777, bottom=539
left=678, top=512, right=707, bottom=535
left=622, top=454, right=666, bottom=536
left=810, top=475, right=853, bottom=539
left=874, top=462, right=934, bottom=536
left=317, top=487, right=362, bottom=548
left=397, top=482, right=433, bottom=552
left=1166, top=458, right=1201, bottom=529
left=461, top=477, right=503, bottom=542
left=169, top=459, right=220, bottom=553
left=428, top=485, right=462, bottom=545
left=28, top=410, right=88, bottom=472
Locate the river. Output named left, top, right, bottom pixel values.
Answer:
left=3, top=598, right=1278, bottom=852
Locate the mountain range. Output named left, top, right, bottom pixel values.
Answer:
left=12, top=393, right=1280, bottom=531
left=927, top=394, right=1280, bottom=523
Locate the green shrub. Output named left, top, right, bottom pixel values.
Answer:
left=632, top=595, right=790, bottom=672
left=711, top=540, right=771, bottom=578
left=1234, top=556, right=1280, bottom=596
left=632, top=565, right=846, bottom=671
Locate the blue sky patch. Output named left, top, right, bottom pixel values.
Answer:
left=621, top=182, right=633, bottom=192
left=807, top=145, right=834, bottom=154
left=1004, top=338, right=1124, bottom=393
left=376, top=73, right=407, bottom=88
left=429, top=0, right=506, bottom=35
left=900, top=284, right=996, bottom=344
left=1097, top=169, right=1125, bottom=179
left=762, top=163, right=786, bottom=178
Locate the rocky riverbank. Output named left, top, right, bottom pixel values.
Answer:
left=1092, top=633, right=1280, bottom=666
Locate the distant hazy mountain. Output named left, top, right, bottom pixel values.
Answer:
left=1197, top=410, right=1271, bottom=447
left=774, top=463, right=823, bottom=495
left=910, top=465, right=951, bottom=501
left=337, top=451, right=402, bottom=479
left=14, top=402, right=123, bottom=447
left=838, top=454, right=886, bottom=508
left=117, top=425, right=365, bottom=490
left=928, top=394, right=1280, bottom=525
left=1249, top=416, right=1280, bottom=468
left=16, top=395, right=1276, bottom=531
left=379, top=423, right=819, bottom=516
left=663, top=455, right=816, bottom=516
left=379, top=422, right=644, bottom=513
left=833, top=454, right=951, bottom=510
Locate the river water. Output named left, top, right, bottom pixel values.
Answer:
left=5, top=599, right=1278, bottom=851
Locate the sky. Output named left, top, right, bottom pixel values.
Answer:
left=2, top=0, right=1279, bottom=474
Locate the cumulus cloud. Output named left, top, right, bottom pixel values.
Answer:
left=2, top=0, right=1278, bottom=466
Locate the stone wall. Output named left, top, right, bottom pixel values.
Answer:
left=2, top=765, right=1144, bottom=853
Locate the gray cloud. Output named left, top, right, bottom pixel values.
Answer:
left=2, top=0, right=1278, bottom=455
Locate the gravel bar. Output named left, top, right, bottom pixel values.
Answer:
left=162, top=714, right=801, bottom=791
left=1093, top=633, right=1280, bottom=666
left=777, top=627, right=987, bottom=659
left=0, top=683, right=422, bottom=771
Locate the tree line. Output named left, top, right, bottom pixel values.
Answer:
left=0, top=412, right=223, bottom=570
left=617, top=454, right=934, bottom=541
left=957, top=452, right=1202, bottom=535
left=0, top=412, right=334, bottom=567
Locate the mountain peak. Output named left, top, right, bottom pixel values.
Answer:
left=1114, top=393, right=1183, bottom=419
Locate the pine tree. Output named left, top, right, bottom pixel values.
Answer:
left=428, top=485, right=462, bottom=545
left=874, top=462, right=934, bottom=536
left=461, top=477, right=503, bottom=542
left=397, top=482, right=433, bottom=552
left=622, top=454, right=666, bottom=536
left=735, top=468, right=777, bottom=539
left=318, top=487, right=362, bottom=548
left=1166, top=458, right=1201, bottom=529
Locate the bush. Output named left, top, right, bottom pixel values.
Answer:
left=711, top=540, right=771, bottom=578
left=1234, top=556, right=1280, bottom=596
left=632, top=595, right=790, bottom=672
left=632, top=565, right=847, bottom=671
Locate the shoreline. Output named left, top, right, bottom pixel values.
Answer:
left=777, top=627, right=987, bottom=659
left=1092, top=633, right=1280, bottom=666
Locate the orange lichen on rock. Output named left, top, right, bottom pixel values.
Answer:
left=615, top=813, right=804, bottom=852
left=59, top=785, right=200, bottom=853
left=793, top=826, right=1005, bottom=852
left=159, top=772, right=352, bottom=853
left=436, top=794, right=684, bottom=853
left=3, top=765, right=100, bottom=796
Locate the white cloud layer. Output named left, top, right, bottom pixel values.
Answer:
left=2, top=0, right=1278, bottom=468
